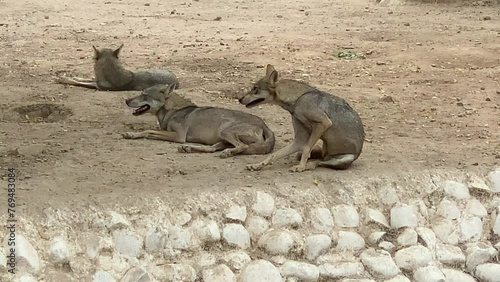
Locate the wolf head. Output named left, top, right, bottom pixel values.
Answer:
left=239, top=64, right=279, bottom=108
left=92, top=44, right=124, bottom=61
left=125, top=84, right=176, bottom=116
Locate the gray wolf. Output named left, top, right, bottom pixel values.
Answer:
left=239, top=64, right=365, bottom=172
left=56, top=44, right=179, bottom=91
left=122, top=84, right=275, bottom=158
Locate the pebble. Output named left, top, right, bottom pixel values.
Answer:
left=226, top=205, right=247, bottom=222
left=475, top=263, right=500, bottom=282
left=441, top=180, right=470, bottom=200
left=365, top=208, right=389, bottom=227
left=202, top=264, right=236, bottom=282
left=385, top=275, right=411, bottom=282
left=193, top=252, right=217, bottom=272
left=121, top=267, right=152, bottom=282
left=144, top=228, right=167, bottom=253
left=191, top=219, right=221, bottom=243
left=379, top=241, right=396, bottom=252
left=310, top=207, right=334, bottom=231
left=106, top=211, right=130, bottom=230
left=238, top=260, right=283, bottom=282
left=112, top=230, right=142, bottom=258
left=465, top=242, right=497, bottom=272
left=4, top=234, right=41, bottom=274
left=459, top=216, right=482, bottom=242
left=169, top=226, right=192, bottom=250
left=257, top=229, right=294, bottom=255
left=467, top=175, right=490, bottom=191
left=441, top=268, right=476, bottom=282
left=465, top=198, right=488, bottom=218
left=223, top=224, right=250, bottom=249
left=332, top=205, right=360, bottom=227
left=245, top=216, right=270, bottom=238
left=272, top=208, right=303, bottom=228
left=390, top=205, right=418, bottom=228
left=336, top=231, right=365, bottom=251
left=49, top=236, right=70, bottom=264
left=163, top=264, right=197, bottom=282
left=432, top=219, right=460, bottom=245
left=487, top=169, right=500, bottom=192
left=435, top=243, right=465, bottom=265
left=413, top=265, right=446, bottom=282
left=280, top=261, right=319, bottom=281
left=174, top=211, right=192, bottom=226
left=378, top=185, right=400, bottom=205
left=305, top=234, right=332, bottom=260
left=93, top=270, right=116, bottom=282
left=396, top=228, right=418, bottom=247
left=223, top=251, right=251, bottom=271
left=368, top=231, right=386, bottom=244
left=319, top=262, right=365, bottom=279
left=416, top=227, right=437, bottom=252
left=252, top=191, right=275, bottom=217
left=436, top=199, right=461, bottom=220
left=360, top=249, right=400, bottom=278
left=394, top=245, right=432, bottom=271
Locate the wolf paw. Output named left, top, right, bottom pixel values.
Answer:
left=218, top=150, right=233, bottom=159
left=178, top=145, right=192, bottom=153
left=289, top=165, right=307, bottom=173
left=122, top=132, right=141, bottom=139
left=246, top=163, right=265, bottom=171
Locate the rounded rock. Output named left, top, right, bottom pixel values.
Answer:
left=441, top=180, right=470, bottom=200
left=390, top=205, right=418, bottom=229
left=202, top=264, right=236, bottom=282
left=396, top=228, right=418, bottom=247
left=442, top=268, right=476, bottom=282
left=226, top=205, right=247, bottom=222
left=332, top=205, right=360, bottom=228
left=257, top=229, right=294, bottom=256
left=385, top=275, right=411, bottom=282
left=272, top=208, right=303, bottom=228
left=475, top=263, right=500, bottom=282
left=336, top=231, right=365, bottom=251
left=121, top=267, right=152, bottom=282
left=49, top=236, right=71, bottom=264
left=460, top=216, right=483, bottom=242
left=252, top=191, right=275, bottom=217
left=435, top=243, right=465, bottom=265
left=280, top=261, right=319, bottom=281
left=310, top=207, right=334, bottom=232
left=465, top=242, right=497, bottom=272
left=437, top=199, right=460, bottom=220
left=223, top=251, right=251, bottom=271
left=394, top=245, right=432, bottom=271
left=168, top=226, right=192, bottom=250
left=163, top=264, right=196, bottom=282
left=465, top=198, right=487, bottom=218
left=93, top=270, right=116, bottom=282
left=245, top=216, right=269, bottom=239
left=223, top=224, right=250, bottom=249
left=319, top=262, right=365, bottom=279
left=487, top=169, right=500, bottom=193
left=365, top=208, right=389, bottom=228
left=413, top=266, right=445, bottom=282
left=360, top=248, right=400, bottom=279
left=112, top=230, right=143, bottom=258
left=305, top=234, right=332, bottom=261
left=238, top=260, right=283, bottom=282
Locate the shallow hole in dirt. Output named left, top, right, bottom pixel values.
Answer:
left=12, top=103, right=73, bottom=123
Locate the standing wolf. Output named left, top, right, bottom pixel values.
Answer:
left=239, top=64, right=365, bottom=172
left=56, top=44, right=179, bottom=91
left=122, top=84, right=275, bottom=158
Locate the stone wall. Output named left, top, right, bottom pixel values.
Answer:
left=1, top=168, right=499, bottom=282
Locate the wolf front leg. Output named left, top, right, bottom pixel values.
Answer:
left=246, top=117, right=309, bottom=171
left=122, top=130, right=184, bottom=143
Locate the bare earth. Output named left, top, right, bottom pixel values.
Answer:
left=0, top=0, right=499, bottom=217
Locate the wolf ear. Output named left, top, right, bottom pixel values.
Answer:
left=160, top=83, right=176, bottom=96
left=92, top=46, right=100, bottom=59
left=113, top=44, right=124, bottom=58
left=269, top=70, right=279, bottom=86
left=265, top=64, right=276, bottom=78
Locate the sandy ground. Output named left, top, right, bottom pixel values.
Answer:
left=0, top=0, right=499, bottom=217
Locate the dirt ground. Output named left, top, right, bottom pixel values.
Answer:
left=0, top=0, right=499, bottom=217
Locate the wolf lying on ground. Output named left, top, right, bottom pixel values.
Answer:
left=239, top=64, right=365, bottom=172
left=56, top=44, right=179, bottom=91
left=122, top=84, right=275, bottom=158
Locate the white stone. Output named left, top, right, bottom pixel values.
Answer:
left=252, top=191, right=275, bottom=217
left=193, top=252, right=217, bottom=272
left=378, top=185, right=400, bottom=205
left=319, top=262, right=365, bottom=279
left=121, top=267, right=152, bottom=282
left=49, top=236, right=70, bottom=264
left=416, top=227, right=437, bottom=252
left=475, top=263, right=500, bottom=282
left=223, top=224, right=250, bottom=249
left=442, top=268, right=476, bottom=282
left=379, top=241, right=396, bottom=252
left=466, top=198, right=488, bottom=218
left=310, top=207, right=334, bottom=231
left=390, top=205, right=418, bottom=228
left=441, top=180, right=470, bottom=200
left=163, top=264, right=196, bottom=282
left=174, top=211, right=192, bottom=226
left=365, top=208, right=389, bottom=228
left=112, top=230, right=142, bottom=258
left=360, top=249, right=400, bottom=279
left=191, top=219, right=221, bottom=244
left=468, top=174, right=490, bottom=191
left=223, top=251, right=251, bottom=271
left=437, top=199, right=461, bottom=220
left=3, top=234, right=41, bottom=275
left=332, top=205, right=360, bottom=227
left=202, top=264, right=236, bottom=282
left=394, top=245, right=432, bottom=271
left=305, top=234, right=332, bottom=261
left=492, top=207, right=500, bottom=235
left=465, top=242, right=497, bottom=272
left=258, top=229, right=295, bottom=256
left=272, top=208, right=303, bottom=228
left=396, top=228, right=418, bottom=247
left=460, top=216, right=483, bottom=242
left=106, top=211, right=130, bottom=230
left=226, top=205, right=247, bottom=222
left=385, top=275, right=411, bottom=282
left=336, top=231, right=365, bottom=251
left=281, top=261, right=319, bottom=281
left=487, top=169, right=500, bottom=193
left=435, top=243, right=465, bottom=265
left=413, top=266, right=446, bottom=282
left=93, top=270, right=116, bottom=282
left=432, top=219, right=460, bottom=245
left=367, top=232, right=386, bottom=244
left=144, top=228, right=167, bottom=253
left=238, top=260, right=283, bottom=282
left=168, top=226, right=192, bottom=250
left=245, top=216, right=269, bottom=239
